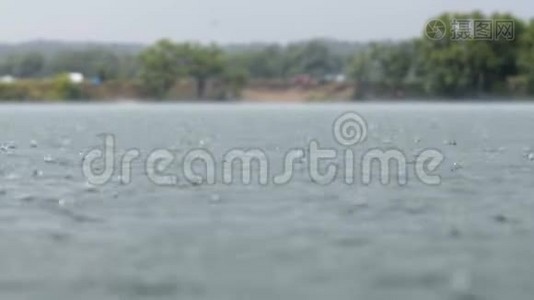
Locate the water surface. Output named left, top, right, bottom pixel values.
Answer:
left=0, top=103, right=533, bottom=300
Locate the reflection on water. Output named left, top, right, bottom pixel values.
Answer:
left=1, top=103, right=534, bottom=300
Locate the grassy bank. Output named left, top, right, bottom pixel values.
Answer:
left=0, top=78, right=354, bottom=102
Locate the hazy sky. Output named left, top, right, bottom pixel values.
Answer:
left=1, top=0, right=533, bottom=44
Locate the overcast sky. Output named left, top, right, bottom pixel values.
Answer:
left=0, top=0, right=533, bottom=44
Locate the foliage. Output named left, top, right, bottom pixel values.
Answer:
left=0, top=78, right=82, bottom=101
left=223, top=67, right=249, bottom=99
left=227, top=41, right=346, bottom=80
left=49, top=49, right=135, bottom=81
left=139, top=40, right=226, bottom=99
left=519, top=19, right=534, bottom=93
left=139, top=40, right=187, bottom=98
left=416, top=12, right=520, bottom=96
left=50, top=74, right=84, bottom=100
left=348, top=11, right=534, bottom=99
left=2, top=11, right=534, bottom=100
left=0, top=52, right=45, bottom=78
left=186, top=44, right=225, bottom=98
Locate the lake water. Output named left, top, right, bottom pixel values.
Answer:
left=1, top=102, right=534, bottom=300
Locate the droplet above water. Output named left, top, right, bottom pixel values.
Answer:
left=451, top=162, right=463, bottom=171
left=0, top=141, right=16, bottom=152
left=210, top=194, right=221, bottom=203
left=33, top=169, right=44, bottom=177
left=444, top=139, right=457, bottom=146
left=44, top=155, right=56, bottom=163
left=5, top=141, right=17, bottom=150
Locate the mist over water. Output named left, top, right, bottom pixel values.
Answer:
left=1, top=102, right=534, bottom=299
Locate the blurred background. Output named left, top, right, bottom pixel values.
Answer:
left=0, top=0, right=533, bottom=101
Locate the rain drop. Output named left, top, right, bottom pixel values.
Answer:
left=44, top=155, right=56, bottom=163
left=451, top=162, right=463, bottom=172
left=210, top=194, right=221, bottom=203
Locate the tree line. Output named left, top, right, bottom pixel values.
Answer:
left=1, top=11, right=534, bottom=100
left=0, top=39, right=352, bottom=99
left=352, top=12, right=534, bottom=99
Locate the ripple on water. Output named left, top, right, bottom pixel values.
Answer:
left=210, top=194, right=222, bottom=203
left=48, top=207, right=103, bottom=224
left=1, top=104, right=534, bottom=299
left=83, top=183, right=101, bottom=194
left=451, top=162, right=463, bottom=172
left=17, top=195, right=37, bottom=203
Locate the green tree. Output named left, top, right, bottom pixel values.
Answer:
left=349, top=41, right=416, bottom=99
left=50, top=49, right=127, bottom=81
left=223, top=67, right=249, bottom=99
left=139, top=40, right=189, bottom=98
left=226, top=41, right=345, bottom=80
left=12, top=52, right=45, bottom=78
left=227, top=45, right=287, bottom=79
left=285, top=41, right=342, bottom=78
left=370, top=42, right=415, bottom=89
left=519, top=19, right=534, bottom=93
left=50, top=73, right=83, bottom=100
left=139, top=40, right=225, bottom=99
left=186, top=44, right=225, bottom=99
left=419, top=12, right=525, bottom=97
left=349, top=50, right=373, bottom=99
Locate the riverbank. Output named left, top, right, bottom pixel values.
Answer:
left=2, top=79, right=530, bottom=102
left=0, top=79, right=356, bottom=102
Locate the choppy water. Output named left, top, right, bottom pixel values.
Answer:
left=1, top=102, right=534, bottom=300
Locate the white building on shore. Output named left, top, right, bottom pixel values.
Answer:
left=0, top=75, right=16, bottom=84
